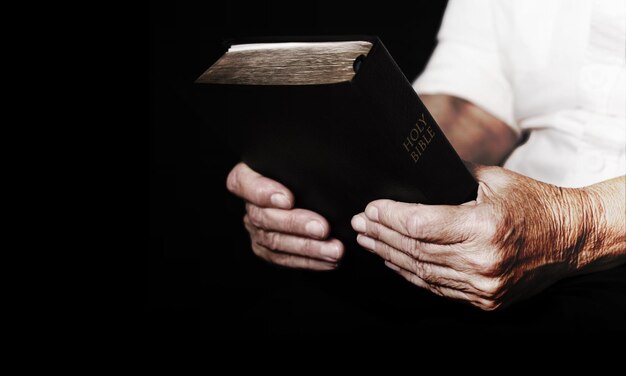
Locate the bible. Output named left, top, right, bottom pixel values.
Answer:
left=192, top=36, right=477, bottom=245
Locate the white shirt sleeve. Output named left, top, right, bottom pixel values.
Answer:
left=413, top=0, right=520, bottom=133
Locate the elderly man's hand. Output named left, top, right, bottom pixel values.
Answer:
left=351, top=164, right=600, bottom=310
left=227, top=162, right=344, bottom=270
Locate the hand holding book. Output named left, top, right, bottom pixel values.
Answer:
left=227, top=162, right=345, bottom=270
left=193, top=36, right=477, bottom=270
left=200, top=37, right=626, bottom=313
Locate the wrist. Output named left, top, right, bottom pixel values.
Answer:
left=555, top=186, right=600, bottom=273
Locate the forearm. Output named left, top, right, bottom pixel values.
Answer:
left=421, top=94, right=518, bottom=165
left=573, top=175, right=626, bottom=273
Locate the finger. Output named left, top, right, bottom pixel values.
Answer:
left=243, top=214, right=255, bottom=234
left=357, top=234, right=473, bottom=291
left=352, top=214, right=458, bottom=266
left=364, top=199, right=474, bottom=244
left=354, top=221, right=506, bottom=298
left=461, top=200, right=477, bottom=206
left=247, top=203, right=330, bottom=239
left=384, top=261, right=487, bottom=306
left=354, top=214, right=484, bottom=274
left=247, top=216, right=343, bottom=261
left=251, top=242, right=338, bottom=271
left=226, top=162, right=294, bottom=209
left=354, top=217, right=495, bottom=293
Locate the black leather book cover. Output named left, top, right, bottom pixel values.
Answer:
left=190, top=36, right=478, bottom=247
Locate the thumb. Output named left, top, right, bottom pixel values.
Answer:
left=226, top=162, right=294, bottom=209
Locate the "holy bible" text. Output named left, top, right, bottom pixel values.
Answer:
left=402, top=112, right=435, bottom=163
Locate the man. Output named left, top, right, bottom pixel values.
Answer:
left=226, top=0, right=625, bottom=310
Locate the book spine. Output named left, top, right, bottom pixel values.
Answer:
left=351, top=41, right=477, bottom=205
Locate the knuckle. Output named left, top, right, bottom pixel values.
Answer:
left=412, top=260, right=427, bottom=278
left=475, top=277, right=506, bottom=297
left=469, top=251, right=500, bottom=276
left=255, top=229, right=276, bottom=249
left=365, top=221, right=379, bottom=237
left=301, top=237, right=316, bottom=253
left=480, top=259, right=499, bottom=276
left=243, top=213, right=251, bottom=226
left=481, top=260, right=498, bottom=276
left=416, top=263, right=443, bottom=286
left=266, top=232, right=281, bottom=250
left=406, top=212, right=423, bottom=237
left=466, top=252, right=487, bottom=271
left=473, top=208, right=498, bottom=240
left=247, top=205, right=265, bottom=227
left=428, top=284, right=444, bottom=297
left=285, top=212, right=301, bottom=233
left=400, top=235, right=418, bottom=255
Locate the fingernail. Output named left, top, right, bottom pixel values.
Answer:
left=305, top=221, right=325, bottom=238
left=320, top=243, right=340, bottom=260
left=356, top=234, right=375, bottom=250
left=270, top=193, right=290, bottom=208
left=351, top=215, right=366, bottom=233
left=365, top=206, right=379, bottom=221
left=385, top=261, right=401, bottom=272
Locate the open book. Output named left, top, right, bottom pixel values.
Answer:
left=192, top=36, right=477, bottom=245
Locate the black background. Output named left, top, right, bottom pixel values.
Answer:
left=150, top=1, right=625, bottom=339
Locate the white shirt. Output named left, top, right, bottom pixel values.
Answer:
left=413, top=0, right=626, bottom=188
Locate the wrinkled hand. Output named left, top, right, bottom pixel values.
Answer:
left=227, top=162, right=344, bottom=270
left=351, top=164, right=593, bottom=310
